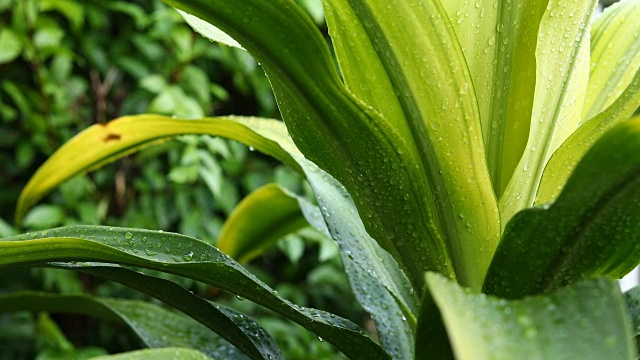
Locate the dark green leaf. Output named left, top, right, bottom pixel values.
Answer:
left=0, top=292, right=243, bottom=359
left=0, top=226, right=389, bottom=360
left=485, top=118, right=640, bottom=298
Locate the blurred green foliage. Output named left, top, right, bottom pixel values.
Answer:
left=0, top=0, right=364, bottom=358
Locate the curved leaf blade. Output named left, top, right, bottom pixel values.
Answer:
left=14, top=114, right=415, bottom=359
left=163, top=0, right=454, bottom=292
left=442, top=0, right=548, bottom=195
left=15, top=115, right=302, bottom=224
left=583, top=0, right=640, bottom=119
left=60, top=264, right=281, bottom=360
left=485, top=118, right=640, bottom=298
left=327, top=0, right=499, bottom=290
left=0, top=292, right=242, bottom=359
left=423, top=274, right=635, bottom=360
left=217, top=183, right=308, bottom=263
left=500, top=0, right=597, bottom=225
left=0, top=226, right=390, bottom=360
left=536, top=84, right=640, bottom=204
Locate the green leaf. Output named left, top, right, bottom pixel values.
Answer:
left=176, top=10, right=242, bottom=49
left=485, top=118, right=640, bottom=298
left=217, top=183, right=309, bottom=263
left=22, top=205, right=65, bottom=229
left=59, top=264, right=281, bottom=360
left=91, top=348, right=212, bottom=360
left=0, top=226, right=390, bottom=360
left=0, top=292, right=243, bottom=359
left=163, top=0, right=454, bottom=292
left=15, top=114, right=413, bottom=359
left=421, top=274, right=635, bottom=360
left=15, top=115, right=302, bottom=224
left=583, top=0, right=640, bottom=119
left=296, top=170, right=417, bottom=360
left=0, top=28, right=22, bottom=64
left=500, top=0, right=597, bottom=225
left=322, top=0, right=499, bottom=290
left=442, top=0, right=548, bottom=195
left=536, top=86, right=640, bottom=205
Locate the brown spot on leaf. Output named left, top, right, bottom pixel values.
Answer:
left=103, top=133, right=121, bottom=142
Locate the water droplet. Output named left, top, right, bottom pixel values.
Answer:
left=125, top=232, right=133, bottom=240
left=183, top=251, right=194, bottom=261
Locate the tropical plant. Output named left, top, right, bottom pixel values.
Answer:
left=3, top=0, right=640, bottom=359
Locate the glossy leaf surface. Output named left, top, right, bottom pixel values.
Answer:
left=63, top=264, right=281, bottom=360
left=324, top=0, right=499, bottom=290
left=442, top=0, right=548, bottom=195
left=500, top=0, right=596, bottom=225
left=583, top=0, right=640, bottom=119
left=164, top=0, right=454, bottom=292
left=485, top=118, right=640, bottom=298
left=421, top=274, right=635, bottom=360
left=0, top=226, right=389, bottom=360
left=15, top=114, right=415, bottom=359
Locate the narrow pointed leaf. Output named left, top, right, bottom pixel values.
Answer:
left=296, top=169, right=417, bottom=360
left=163, top=0, right=454, bottom=293
left=537, top=85, right=640, bottom=205
left=0, top=292, right=245, bottom=359
left=217, top=183, right=309, bottom=263
left=15, top=115, right=302, bottom=224
left=442, top=0, right=548, bottom=195
left=91, top=348, right=211, bottom=360
left=15, top=114, right=415, bottom=358
left=583, top=0, right=640, bottom=119
left=0, top=226, right=390, bottom=360
left=58, top=264, right=281, bottom=360
left=500, top=0, right=596, bottom=225
left=324, top=0, right=499, bottom=290
left=423, top=274, right=635, bottom=360
left=485, top=118, right=640, bottom=298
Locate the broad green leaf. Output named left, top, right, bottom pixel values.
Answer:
left=217, top=183, right=309, bottom=263
left=422, top=274, right=635, bottom=360
left=0, top=28, right=22, bottom=64
left=15, top=115, right=302, bottom=224
left=323, top=0, right=499, bottom=290
left=536, top=86, right=640, bottom=205
left=583, top=0, right=640, bottom=119
left=177, top=10, right=242, bottom=49
left=485, top=118, right=640, bottom=299
left=442, top=1, right=548, bottom=195
left=60, top=264, right=281, bottom=360
left=0, top=292, right=242, bottom=359
left=91, top=348, right=211, bottom=360
left=162, top=0, right=454, bottom=292
left=0, top=226, right=390, bottom=360
left=500, top=0, right=597, bottom=226
left=15, top=115, right=414, bottom=359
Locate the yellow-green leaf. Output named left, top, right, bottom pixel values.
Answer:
left=583, top=0, right=640, bottom=119
left=217, top=183, right=309, bottom=263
